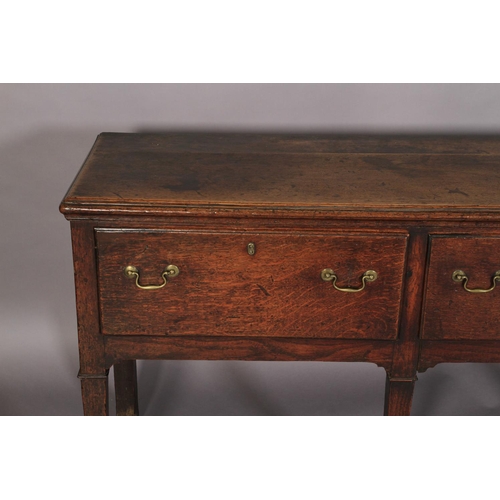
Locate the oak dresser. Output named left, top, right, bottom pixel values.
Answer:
left=60, top=133, right=500, bottom=416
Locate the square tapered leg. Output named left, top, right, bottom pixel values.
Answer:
left=114, top=360, right=139, bottom=416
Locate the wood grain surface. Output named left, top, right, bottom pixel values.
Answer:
left=61, top=133, right=500, bottom=416
left=60, top=133, right=500, bottom=216
left=96, top=229, right=408, bottom=339
left=70, top=221, right=106, bottom=374
left=104, top=336, right=395, bottom=369
left=384, top=376, right=416, bottom=416
left=419, top=340, right=500, bottom=371
left=423, top=236, right=500, bottom=340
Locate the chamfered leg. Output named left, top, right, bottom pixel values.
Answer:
left=114, top=360, right=139, bottom=416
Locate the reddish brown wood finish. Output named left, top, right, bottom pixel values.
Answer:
left=96, top=230, right=407, bottom=339
left=419, top=340, right=500, bottom=372
left=79, top=374, right=109, bottom=416
left=383, top=231, right=428, bottom=414
left=384, top=376, right=416, bottom=416
left=64, top=152, right=500, bottom=213
left=114, top=360, right=139, bottom=416
left=70, top=221, right=105, bottom=374
left=61, top=133, right=500, bottom=217
left=71, top=221, right=109, bottom=415
left=60, top=133, right=500, bottom=416
left=104, top=336, right=395, bottom=368
left=423, top=236, right=500, bottom=340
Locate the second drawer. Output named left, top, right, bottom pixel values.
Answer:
left=423, top=236, right=500, bottom=340
left=96, top=230, right=408, bottom=339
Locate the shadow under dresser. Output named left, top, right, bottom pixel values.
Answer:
left=60, top=132, right=500, bottom=415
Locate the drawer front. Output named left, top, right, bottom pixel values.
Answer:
left=423, top=236, right=500, bottom=340
left=96, top=230, right=408, bottom=339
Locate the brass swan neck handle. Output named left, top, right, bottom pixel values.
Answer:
left=124, top=265, right=179, bottom=290
left=452, top=270, right=500, bottom=294
left=321, top=269, right=378, bottom=293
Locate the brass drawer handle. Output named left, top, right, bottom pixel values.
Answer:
left=321, top=268, right=378, bottom=293
left=452, top=270, right=500, bottom=293
left=124, top=265, right=179, bottom=290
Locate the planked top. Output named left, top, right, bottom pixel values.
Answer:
left=60, top=133, right=500, bottom=219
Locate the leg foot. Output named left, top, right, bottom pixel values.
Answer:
left=384, top=375, right=416, bottom=416
left=114, top=360, right=139, bottom=416
left=79, top=372, right=109, bottom=416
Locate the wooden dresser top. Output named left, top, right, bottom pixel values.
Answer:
left=60, top=133, right=500, bottom=220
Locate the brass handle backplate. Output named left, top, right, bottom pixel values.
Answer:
left=321, top=268, right=378, bottom=293
left=124, top=265, right=179, bottom=290
left=452, top=270, right=500, bottom=294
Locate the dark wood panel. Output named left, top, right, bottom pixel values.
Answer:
left=61, top=134, right=500, bottom=217
left=96, top=230, right=407, bottom=339
left=419, top=340, right=500, bottom=371
left=63, top=151, right=500, bottom=212
left=422, top=236, right=500, bottom=340
left=388, top=231, right=428, bottom=380
left=61, top=204, right=500, bottom=222
left=70, top=221, right=106, bottom=373
left=104, top=336, right=394, bottom=369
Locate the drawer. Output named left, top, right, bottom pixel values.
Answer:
left=95, top=230, right=408, bottom=339
left=423, top=236, right=500, bottom=340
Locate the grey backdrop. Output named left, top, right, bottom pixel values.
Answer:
left=2, top=83, right=500, bottom=415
